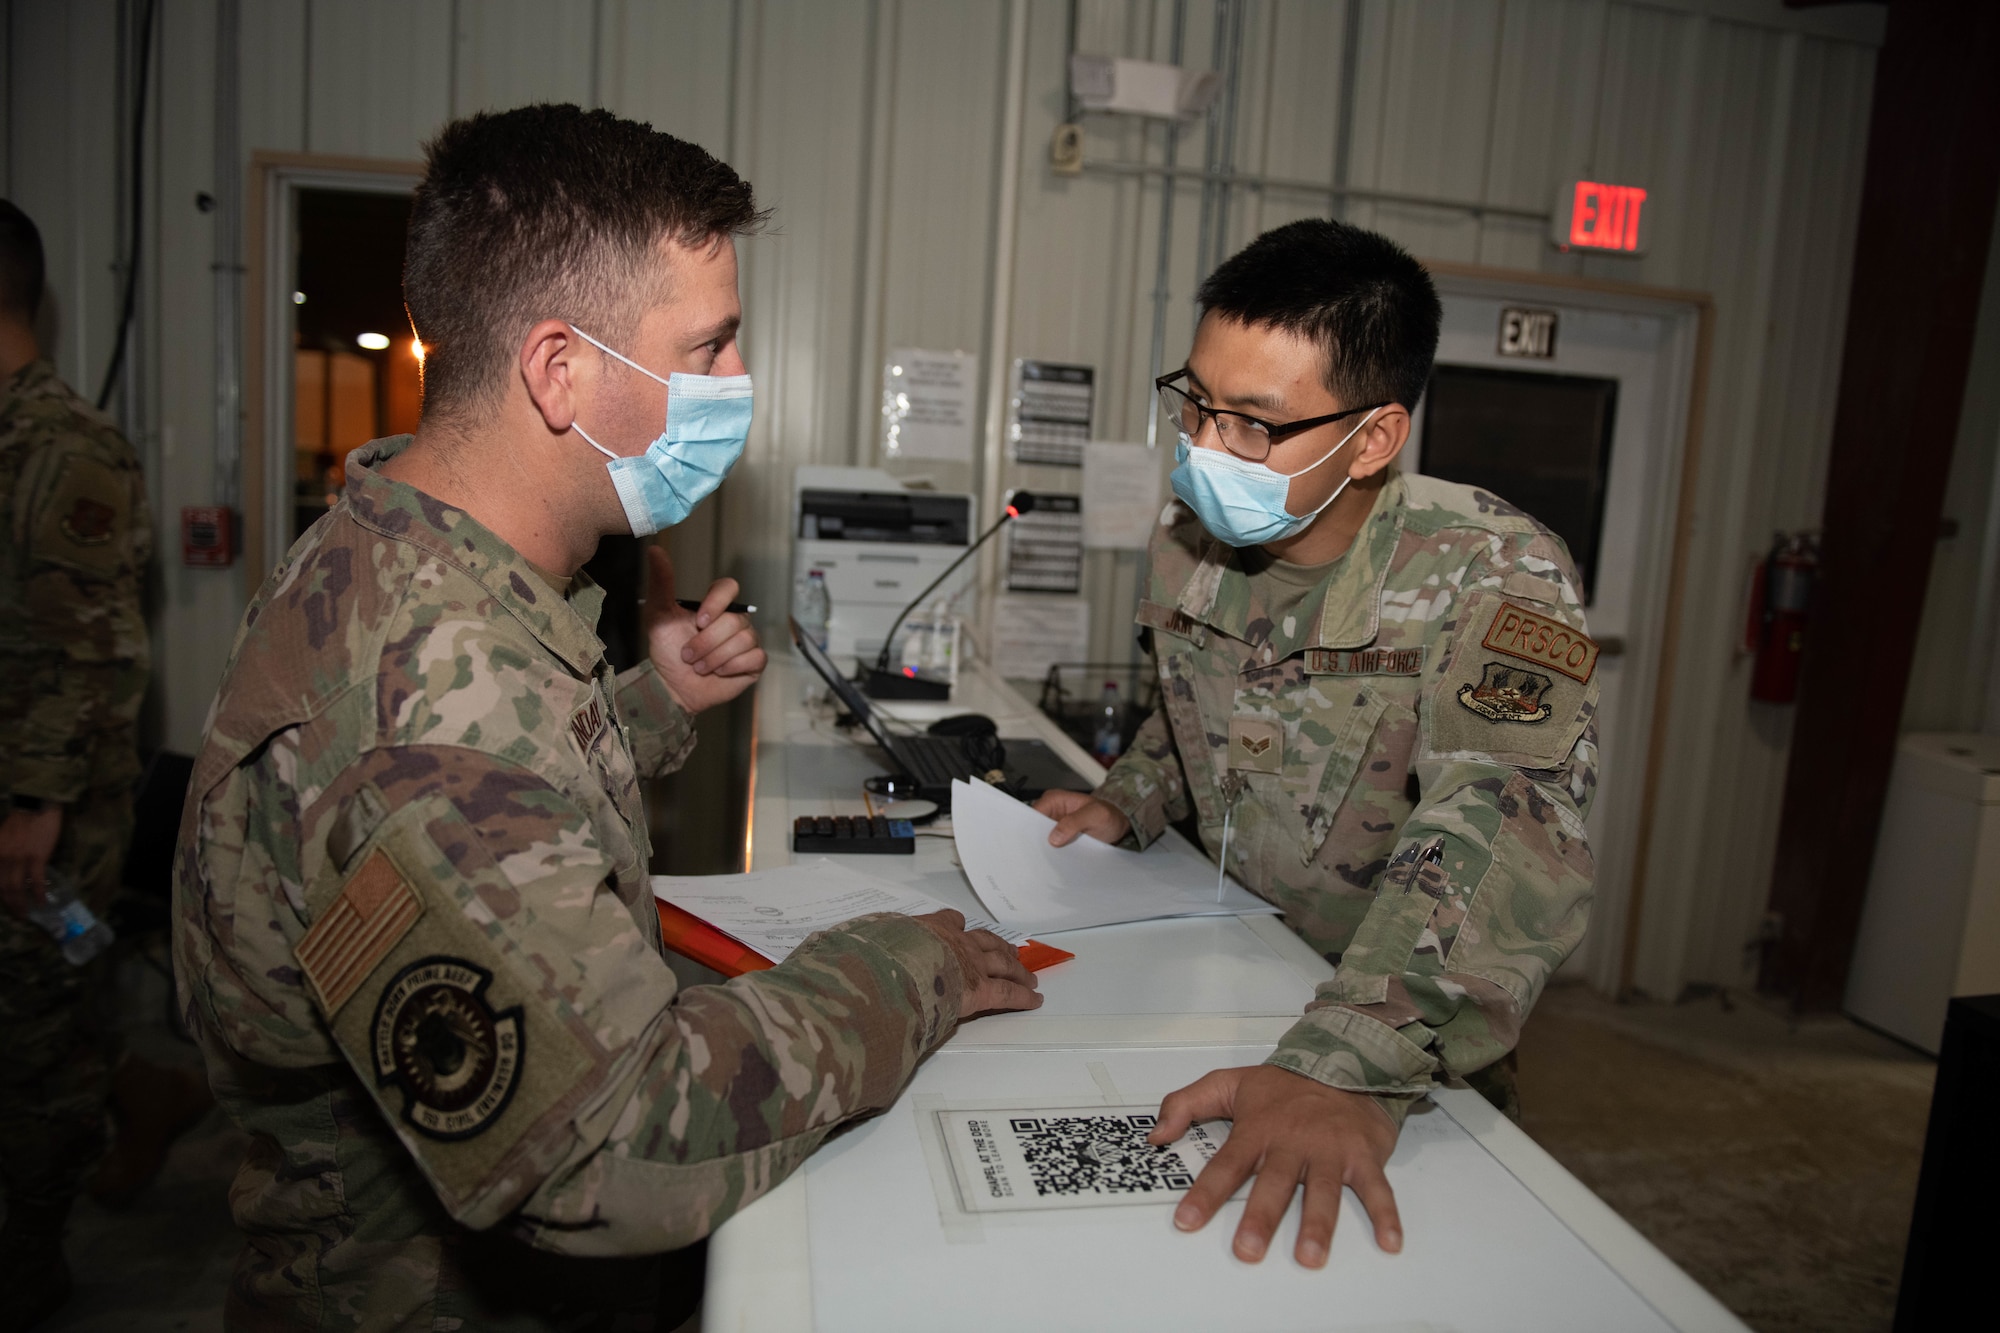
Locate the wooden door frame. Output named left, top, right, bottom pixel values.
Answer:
left=1422, top=261, right=1716, bottom=997
left=243, top=151, right=425, bottom=582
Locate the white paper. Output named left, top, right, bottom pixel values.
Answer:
left=653, top=859, right=1026, bottom=963
left=989, top=594, right=1090, bottom=680
left=1004, top=494, right=1083, bottom=593
left=882, top=348, right=976, bottom=461
left=936, top=1105, right=1227, bottom=1213
left=1080, top=442, right=1164, bottom=549
left=950, top=779, right=1278, bottom=934
left=1008, top=360, right=1094, bottom=467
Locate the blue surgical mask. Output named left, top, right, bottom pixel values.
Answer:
left=1168, top=407, right=1380, bottom=547
left=567, top=325, right=753, bottom=536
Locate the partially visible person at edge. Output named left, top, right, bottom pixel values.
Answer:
left=0, top=199, right=212, bottom=1333
left=174, top=104, right=1041, bottom=1332
left=1036, top=219, right=1598, bottom=1272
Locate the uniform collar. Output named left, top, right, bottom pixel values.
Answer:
left=1, top=359, right=66, bottom=410
left=1178, top=472, right=1407, bottom=653
left=343, top=435, right=609, bottom=678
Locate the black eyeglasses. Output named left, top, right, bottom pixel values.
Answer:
left=1155, top=370, right=1388, bottom=463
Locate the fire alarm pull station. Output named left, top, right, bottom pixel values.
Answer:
left=181, top=506, right=236, bottom=567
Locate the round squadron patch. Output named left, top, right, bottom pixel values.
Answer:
left=370, top=957, right=523, bottom=1141
left=1457, top=662, right=1554, bottom=724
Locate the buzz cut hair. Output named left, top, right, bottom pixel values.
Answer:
left=0, top=199, right=47, bottom=322
left=403, top=103, right=769, bottom=422
left=1196, top=218, right=1442, bottom=413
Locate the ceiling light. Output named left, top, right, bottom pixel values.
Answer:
left=292, top=291, right=306, bottom=304
left=356, top=332, right=390, bottom=350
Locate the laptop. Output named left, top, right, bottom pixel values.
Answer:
left=789, top=616, right=1091, bottom=810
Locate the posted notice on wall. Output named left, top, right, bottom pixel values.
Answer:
left=990, top=594, right=1090, bottom=681
left=1081, top=442, right=1163, bottom=549
left=1008, top=360, right=1095, bottom=467
left=883, top=348, right=977, bottom=461
left=1005, top=493, right=1084, bottom=593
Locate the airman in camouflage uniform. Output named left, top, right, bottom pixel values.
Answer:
left=0, top=350, right=153, bottom=1322
left=173, top=434, right=1014, bottom=1328
left=1100, top=476, right=1597, bottom=1113
left=1040, top=218, right=1597, bottom=1270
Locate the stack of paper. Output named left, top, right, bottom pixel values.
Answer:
left=653, top=859, right=1027, bottom=965
left=950, top=778, right=1278, bottom=934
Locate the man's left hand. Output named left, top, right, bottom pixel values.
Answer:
left=0, top=805, right=64, bottom=919
left=1149, top=1064, right=1403, bottom=1268
left=643, top=545, right=766, bottom=713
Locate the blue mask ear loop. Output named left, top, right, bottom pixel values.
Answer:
left=565, top=323, right=672, bottom=460
left=1284, top=406, right=1381, bottom=523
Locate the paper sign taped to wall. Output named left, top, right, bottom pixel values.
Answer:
left=990, top=594, right=1089, bottom=680
left=883, top=348, right=976, bottom=461
left=1081, top=442, right=1163, bottom=549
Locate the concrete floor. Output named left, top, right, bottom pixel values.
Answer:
left=1516, top=983, right=1934, bottom=1333
left=16, top=960, right=1933, bottom=1331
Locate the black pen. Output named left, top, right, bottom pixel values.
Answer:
left=676, top=598, right=758, bottom=616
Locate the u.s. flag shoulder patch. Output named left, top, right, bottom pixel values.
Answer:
left=1479, top=600, right=1599, bottom=684
left=297, top=849, right=425, bottom=1016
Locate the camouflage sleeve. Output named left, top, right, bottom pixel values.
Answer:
left=1092, top=704, right=1193, bottom=849
left=613, top=659, right=697, bottom=779
left=4, top=437, right=152, bottom=801
left=286, top=745, right=961, bottom=1251
left=1266, top=544, right=1598, bottom=1123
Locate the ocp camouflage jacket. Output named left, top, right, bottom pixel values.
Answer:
left=0, top=359, right=151, bottom=807
left=174, top=435, right=965, bottom=1331
left=1097, top=472, right=1599, bottom=1120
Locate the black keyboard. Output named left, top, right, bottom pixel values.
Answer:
left=792, top=815, right=915, bottom=855
left=899, top=736, right=979, bottom=786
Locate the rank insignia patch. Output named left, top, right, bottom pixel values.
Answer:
left=1457, top=662, right=1555, bottom=724
left=371, top=957, right=523, bottom=1141
left=1480, top=601, right=1599, bottom=684
left=1227, top=716, right=1283, bottom=774
left=59, top=497, right=117, bottom=546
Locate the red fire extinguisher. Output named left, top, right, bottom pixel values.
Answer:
left=1745, top=532, right=1819, bottom=704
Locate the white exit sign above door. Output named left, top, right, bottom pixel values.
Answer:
left=1498, top=307, right=1559, bottom=358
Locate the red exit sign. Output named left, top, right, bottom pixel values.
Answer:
left=1553, top=179, right=1649, bottom=256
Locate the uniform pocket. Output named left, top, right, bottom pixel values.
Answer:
left=1295, top=680, right=1397, bottom=865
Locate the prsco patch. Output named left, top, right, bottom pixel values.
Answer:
left=297, top=849, right=425, bottom=1016
left=1480, top=601, right=1599, bottom=684
left=1304, top=646, right=1426, bottom=676
left=371, top=956, right=523, bottom=1141
left=1457, top=662, right=1554, bottom=724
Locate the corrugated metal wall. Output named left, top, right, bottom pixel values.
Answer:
left=1, top=0, right=1888, bottom=998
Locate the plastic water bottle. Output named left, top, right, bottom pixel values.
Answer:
left=28, top=868, right=116, bottom=966
left=796, top=569, right=831, bottom=652
left=1093, top=680, right=1122, bottom=761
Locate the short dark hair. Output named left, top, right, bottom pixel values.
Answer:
left=1196, top=218, right=1441, bottom=412
left=0, top=199, right=47, bottom=322
left=404, top=103, right=769, bottom=421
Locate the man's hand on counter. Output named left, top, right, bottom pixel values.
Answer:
left=1149, top=1065, right=1403, bottom=1268
left=643, top=545, right=766, bottom=713
left=1032, top=790, right=1132, bottom=847
left=911, top=909, right=1044, bottom=1018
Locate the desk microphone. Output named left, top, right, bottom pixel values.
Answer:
left=861, top=491, right=1039, bottom=701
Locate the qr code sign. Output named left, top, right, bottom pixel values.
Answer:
left=939, top=1105, right=1227, bottom=1213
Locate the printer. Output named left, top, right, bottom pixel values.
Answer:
left=791, top=467, right=973, bottom=667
